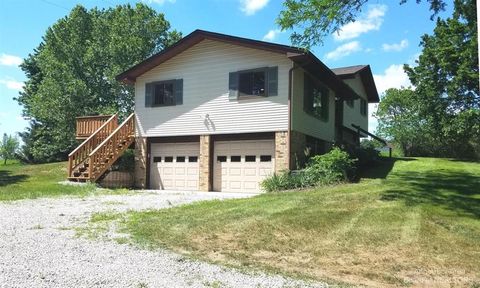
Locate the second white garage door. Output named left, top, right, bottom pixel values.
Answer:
left=150, top=142, right=199, bottom=190
left=214, top=139, right=275, bottom=193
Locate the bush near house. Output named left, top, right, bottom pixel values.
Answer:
left=261, top=147, right=357, bottom=192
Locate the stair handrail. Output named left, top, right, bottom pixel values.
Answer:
left=88, top=113, right=135, bottom=181
left=68, top=114, right=118, bottom=177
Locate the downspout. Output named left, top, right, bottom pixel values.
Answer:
left=288, top=62, right=300, bottom=171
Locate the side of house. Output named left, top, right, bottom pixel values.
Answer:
left=113, top=30, right=379, bottom=193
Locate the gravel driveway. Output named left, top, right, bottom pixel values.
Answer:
left=0, top=191, right=327, bottom=288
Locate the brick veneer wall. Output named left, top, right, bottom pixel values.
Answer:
left=199, top=135, right=211, bottom=191
left=275, top=131, right=289, bottom=173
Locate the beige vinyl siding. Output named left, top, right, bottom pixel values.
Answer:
left=342, top=74, right=368, bottom=131
left=135, top=39, right=291, bottom=137
left=290, top=67, right=336, bottom=142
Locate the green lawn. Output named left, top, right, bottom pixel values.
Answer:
left=114, top=158, right=479, bottom=287
left=0, top=161, right=128, bottom=201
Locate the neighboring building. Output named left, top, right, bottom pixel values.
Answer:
left=69, top=30, right=379, bottom=193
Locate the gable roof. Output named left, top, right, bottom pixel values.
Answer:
left=116, top=29, right=362, bottom=100
left=332, top=65, right=380, bottom=103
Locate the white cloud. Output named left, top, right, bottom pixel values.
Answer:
left=334, top=5, right=387, bottom=41
left=382, top=39, right=409, bottom=52
left=240, top=0, right=269, bottom=15
left=325, top=41, right=362, bottom=61
left=0, top=54, right=22, bottom=66
left=373, top=64, right=411, bottom=95
left=262, top=29, right=282, bottom=41
left=142, top=0, right=176, bottom=5
left=0, top=79, right=24, bottom=91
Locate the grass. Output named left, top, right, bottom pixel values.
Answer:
left=114, top=157, right=480, bottom=287
left=0, top=160, right=130, bottom=201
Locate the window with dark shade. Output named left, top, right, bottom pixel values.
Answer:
left=217, top=156, right=227, bottom=162
left=188, top=156, right=198, bottom=162
left=165, top=156, right=173, bottom=162
left=231, top=156, right=241, bottom=162
left=176, top=156, right=185, bottom=162
left=260, top=155, right=272, bottom=162
left=304, top=73, right=329, bottom=121
left=239, top=70, right=266, bottom=97
left=153, top=82, right=175, bottom=106
left=153, top=157, right=162, bottom=163
left=360, top=99, right=367, bottom=116
left=145, top=79, right=182, bottom=107
left=229, top=67, right=277, bottom=99
left=245, top=155, right=256, bottom=162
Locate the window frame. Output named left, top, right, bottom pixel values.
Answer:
left=237, top=67, right=268, bottom=98
left=360, top=98, right=367, bottom=116
left=150, top=80, right=176, bottom=107
left=304, top=73, right=330, bottom=122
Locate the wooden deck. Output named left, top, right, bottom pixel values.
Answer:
left=76, top=115, right=113, bottom=140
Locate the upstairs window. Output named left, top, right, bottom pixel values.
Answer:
left=145, top=79, right=183, bottom=107
left=360, top=99, right=367, bottom=116
left=153, top=81, right=175, bottom=106
left=304, top=73, right=329, bottom=122
left=239, top=70, right=266, bottom=96
left=229, top=66, right=278, bottom=99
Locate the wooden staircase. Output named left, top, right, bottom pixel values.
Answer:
left=68, top=113, right=135, bottom=182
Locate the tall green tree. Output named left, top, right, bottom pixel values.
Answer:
left=404, top=0, right=479, bottom=158
left=376, top=0, right=479, bottom=159
left=277, top=0, right=447, bottom=47
left=375, top=88, right=431, bottom=156
left=1, top=134, right=19, bottom=165
left=16, top=4, right=181, bottom=163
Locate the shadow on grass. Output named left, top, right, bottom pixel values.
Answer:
left=381, top=170, right=480, bottom=218
left=360, top=157, right=416, bottom=179
left=0, top=170, right=29, bottom=187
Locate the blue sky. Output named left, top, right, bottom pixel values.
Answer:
left=0, top=0, right=454, bottom=137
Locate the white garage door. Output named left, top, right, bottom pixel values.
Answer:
left=214, top=139, right=275, bottom=193
left=150, top=142, right=199, bottom=190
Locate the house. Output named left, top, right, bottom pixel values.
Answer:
left=68, top=30, right=379, bottom=193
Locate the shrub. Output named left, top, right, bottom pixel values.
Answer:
left=305, top=147, right=357, bottom=184
left=261, top=147, right=357, bottom=192
left=261, top=172, right=295, bottom=192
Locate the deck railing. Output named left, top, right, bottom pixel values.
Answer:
left=76, top=115, right=113, bottom=139
left=89, top=113, right=135, bottom=181
left=68, top=114, right=118, bottom=178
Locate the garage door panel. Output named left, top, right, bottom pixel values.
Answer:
left=175, top=168, right=185, bottom=176
left=244, top=168, right=256, bottom=176
left=230, top=181, right=242, bottom=189
left=244, top=182, right=257, bottom=190
left=187, top=168, right=197, bottom=176
left=151, top=142, right=199, bottom=191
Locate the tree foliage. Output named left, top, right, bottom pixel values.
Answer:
left=277, top=0, right=447, bottom=47
left=375, top=88, right=431, bottom=156
left=1, top=134, right=19, bottom=165
left=376, top=0, right=479, bottom=159
left=16, top=4, right=181, bottom=163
